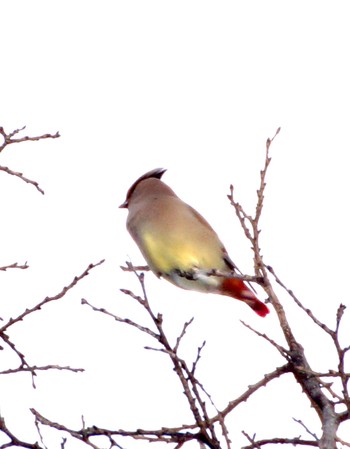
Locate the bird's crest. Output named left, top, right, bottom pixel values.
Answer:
left=120, top=168, right=167, bottom=208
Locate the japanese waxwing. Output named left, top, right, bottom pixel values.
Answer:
left=120, top=168, right=269, bottom=317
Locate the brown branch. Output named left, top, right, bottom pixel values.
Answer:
left=81, top=297, right=159, bottom=340
left=293, top=417, right=319, bottom=441
left=84, top=265, right=231, bottom=448
left=0, top=125, right=60, bottom=153
left=174, top=317, right=195, bottom=353
left=227, top=127, right=280, bottom=267
left=121, top=262, right=263, bottom=285
left=33, top=417, right=48, bottom=449
left=267, top=264, right=350, bottom=416
left=242, top=431, right=318, bottom=448
left=120, top=263, right=150, bottom=272
left=227, top=128, right=347, bottom=449
left=0, top=364, right=84, bottom=376
left=28, top=267, right=289, bottom=448
left=0, top=125, right=60, bottom=194
left=240, top=320, right=289, bottom=359
left=336, top=436, right=350, bottom=447
left=0, top=416, right=42, bottom=449
left=0, top=260, right=105, bottom=333
left=0, top=260, right=104, bottom=387
left=216, top=364, right=290, bottom=419
left=0, top=165, right=45, bottom=194
left=0, top=262, right=29, bottom=271
left=266, top=265, right=333, bottom=334
left=130, top=271, right=220, bottom=447
left=82, top=259, right=293, bottom=448
left=30, top=408, right=207, bottom=448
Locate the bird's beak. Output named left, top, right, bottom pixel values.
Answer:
left=119, top=200, right=128, bottom=208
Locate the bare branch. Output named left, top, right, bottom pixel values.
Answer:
left=336, top=436, right=350, bottom=447
left=240, top=320, right=289, bottom=359
left=174, top=317, right=195, bottom=353
left=83, top=265, right=229, bottom=447
left=0, top=260, right=104, bottom=388
left=0, top=165, right=45, bottom=194
left=266, top=265, right=333, bottom=334
left=242, top=431, right=318, bottom=448
left=30, top=408, right=210, bottom=448
left=0, top=364, right=84, bottom=376
left=0, top=262, right=29, bottom=271
left=81, top=297, right=159, bottom=340
left=81, top=255, right=296, bottom=449
left=255, top=127, right=280, bottom=226
left=0, top=260, right=105, bottom=333
left=33, top=417, right=48, bottom=449
left=266, top=264, right=350, bottom=418
left=0, top=416, right=43, bottom=449
left=293, top=417, right=319, bottom=441
left=120, top=263, right=150, bottom=272
left=0, top=126, right=60, bottom=153
left=0, top=125, right=60, bottom=194
left=217, top=364, right=290, bottom=419
left=121, top=263, right=263, bottom=285
left=233, top=128, right=350, bottom=449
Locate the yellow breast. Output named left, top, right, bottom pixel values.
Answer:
left=141, top=230, right=224, bottom=274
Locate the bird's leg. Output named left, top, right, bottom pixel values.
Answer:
left=173, top=268, right=199, bottom=281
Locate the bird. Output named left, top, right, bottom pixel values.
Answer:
left=120, top=168, right=269, bottom=317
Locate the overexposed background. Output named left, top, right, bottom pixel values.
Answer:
left=1, top=1, right=350, bottom=447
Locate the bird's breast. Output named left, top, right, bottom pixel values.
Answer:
left=140, top=226, right=225, bottom=275
left=142, top=230, right=201, bottom=273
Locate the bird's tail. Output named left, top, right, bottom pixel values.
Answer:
left=221, top=278, right=269, bottom=317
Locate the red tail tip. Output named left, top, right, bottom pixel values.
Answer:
left=252, top=301, right=270, bottom=317
left=221, top=278, right=270, bottom=317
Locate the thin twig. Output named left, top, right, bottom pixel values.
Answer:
left=30, top=408, right=206, bottom=448
left=85, top=263, right=222, bottom=448
left=0, top=126, right=60, bottom=153
left=242, top=433, right=318, bottom=448
left=0, top=260, right=105, bottom=333
left=81, top=297, right=159, bottom=340
left=0, top=260, right=104, bottom=388
left=0, top=364, right=84, bottom=376
left=266, top=265, right=333, bottom=334
left=0, top=262, right=29, bottom=271
left=240, top=320, right=289, bottom=359
left=293, top=417, right=319, bottom=441
left=0, top=416, right=43, bottom=449
left=0, top=125, right=60, bottom=194
left=174, top=317, right=195, bottom=353
left=120, top=263, right=150, bottom=272
left=214, top=364, right=290, bottom=420
left=0, top=165, right=45, bottom=195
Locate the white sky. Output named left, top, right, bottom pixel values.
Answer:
left=1, top=1, right=350, bottom=448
